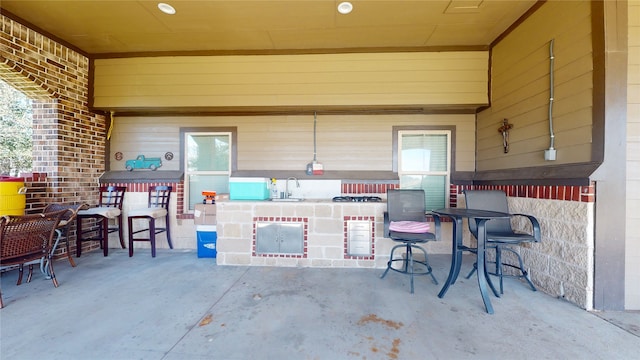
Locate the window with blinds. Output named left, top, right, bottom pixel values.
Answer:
left=398, top=130, right=451, bottom=210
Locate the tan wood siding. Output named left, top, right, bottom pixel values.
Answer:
left=93, top=52, right=488, bottom=109
left=108, top=114, right=475, bottom=173
left=477, top=0, right=593, bottom=170
left=626, top=0, right=640, bottom=309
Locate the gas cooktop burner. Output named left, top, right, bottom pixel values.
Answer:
left=332, top=196, right=383, bottom=202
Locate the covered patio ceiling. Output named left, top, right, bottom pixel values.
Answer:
left=0, top=0, right=538, bottom=55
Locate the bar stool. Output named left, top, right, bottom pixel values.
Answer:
left=463, top=190, right=541, bottom=294
left=380, top=189, right=440, bottom=294
left=76, top=186, right=127, bottom=257
left=127, top=185, right=172, bottom=257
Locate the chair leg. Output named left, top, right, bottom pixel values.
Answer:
left=484, top=256, right=500, bottom=298
left=40, top=228, right=63, bottom=277
left=406, top=244, right=414, bottom=293
left=47, top=254, right=59, bottom=288
left=381, top=244, right=402, bottom=279
left=478, top=245, right=536, bottom=294
left=465, top=265, right=476, bottom=279
left=165, top=214, right=173, bottom=249
left=503, top=246, right=537, bottom=292
left=381, top=243, right=437, bottom=294
left=128, top=216, right=135, bottom=257
left=17, top=264, right=24, bottom=285
left=65, top=228, right=76, bottom=267
left=117, top=215, right=126, bottom=249
left=494, top=246, right=502, bottom=294
left=129, top=216, right=160, bottom=257
left=101, top=217, right=109, bottom=256
left=149, top=218, right=157, bottom=257
left=76, top=217, right=84, bottom=257
left=412, top=245, right=438, bottom=285
left=26, top=264, right=34, bottom=283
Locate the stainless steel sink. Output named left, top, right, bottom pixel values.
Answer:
left=271, top=198, right=304, bottom=202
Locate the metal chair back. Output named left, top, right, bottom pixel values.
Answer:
left=464, top=190, right=513, bottom=237
left=387, top=189, right=427, bottom=223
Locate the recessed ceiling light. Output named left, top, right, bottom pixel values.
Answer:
left=337, top=2, right=353, bottom=15
left=158, top=3, right=176, bottom=15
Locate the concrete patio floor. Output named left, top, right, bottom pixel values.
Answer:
left=1, top=249, right=639, bottom=360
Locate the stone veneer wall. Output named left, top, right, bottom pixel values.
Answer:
left=509, top=196, right=594, bottom=309
left=216, top=201, right=388, bottom=268
left=1, top=14, right=106, bottom=255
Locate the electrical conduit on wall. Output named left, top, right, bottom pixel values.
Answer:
left=545, top=39, right=557, bottom=161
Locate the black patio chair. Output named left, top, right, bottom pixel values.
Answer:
left=464, top=190, right=541, bottom=294
left=380, top=189, right=440, bottom=294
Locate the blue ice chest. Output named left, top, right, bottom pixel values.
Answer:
left=197, top=225, right=217, bottom=258
left=229, top=177, right=270, bottom=200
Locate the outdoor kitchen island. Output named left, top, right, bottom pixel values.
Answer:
left=215, top=199, right=393, bottom=269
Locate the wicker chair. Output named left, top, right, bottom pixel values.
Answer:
left=42, top=203, right=89, bottom=268
left=0, top=210, right=66, bottom=308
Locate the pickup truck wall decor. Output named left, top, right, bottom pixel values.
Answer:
left=125, top=155, right=162, bottom=171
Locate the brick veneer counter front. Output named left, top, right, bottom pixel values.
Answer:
left=215, top=199, right=394, bottom=268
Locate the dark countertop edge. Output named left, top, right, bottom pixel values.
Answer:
left=100, top=170, right=398, bottom=183
left=231, top=170, right=399, bottom=182
left=217, top=199, right=387, bottom=204
left=100, top=170, right=184, bottom=183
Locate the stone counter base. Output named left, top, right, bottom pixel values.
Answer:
left=215, top=199, right=398, bottom=268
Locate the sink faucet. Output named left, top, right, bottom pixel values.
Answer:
left=285, top=177, right=300, bottom=198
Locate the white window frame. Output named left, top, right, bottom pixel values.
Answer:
left=183, top=131, right=232, bottom=213
left=397, top=129, right=452, bottom=209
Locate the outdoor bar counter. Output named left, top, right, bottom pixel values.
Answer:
left=215, top=198, right=394, bottom=268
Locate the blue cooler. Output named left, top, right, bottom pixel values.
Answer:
left=196, top=225, right=217, bottom=258
left=229, top=177, right=270, bottom=200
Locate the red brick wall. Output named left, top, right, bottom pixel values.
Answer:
left=1, top=15, right=106, bottom=256
left=341, top=181, right=595, bottom=206
left=1, top=15, right=105, bottom=211
left=450, top=183, right=596, bottom=206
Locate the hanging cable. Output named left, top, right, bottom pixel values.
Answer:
left=107, top=111, right=115, bottom=140
left=313, top=111, right=317, bottom=162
